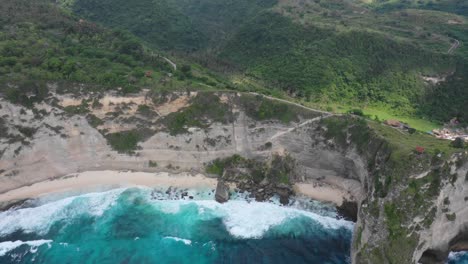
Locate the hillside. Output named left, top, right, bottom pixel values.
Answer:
left=1, top=1, right=468, bottom=264
left=0, top=0, right=232, bottom=109
left=57, top=0, right=468, bottom=126
left=0, top=89, right=466, bottom=263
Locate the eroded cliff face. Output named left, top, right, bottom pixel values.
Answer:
left=354, top=152, right=468, bottom=264
left=322, top=120, right=468, bottom=264
left=0, top=89, right=466, bottom=263
left=0, top=90, right=361, bottom=197
left=417, top=156, right=468, bottom=263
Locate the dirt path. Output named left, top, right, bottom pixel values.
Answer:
left=247, top=93, right=338, bottom=141
left=162, top=57, right=177, bottom=71
left=249, top=92, right=332, bottom=115
left=269, top=115, right=332, bottom=141
left=448, top=39, right=460, bottom=54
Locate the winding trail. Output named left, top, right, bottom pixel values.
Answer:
left=448, top=39, right=460, bottom=54
left=270, top=115, right=331, bottom=141
left=249, top=92, right=332, bottom=115
left=162, top=57, right=177, bottom=71
left=248, top=93, right=337, bottom=141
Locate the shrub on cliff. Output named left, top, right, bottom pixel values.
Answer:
left=451, top=137, right=465, bottom=149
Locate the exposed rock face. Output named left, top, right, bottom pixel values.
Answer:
left=1, top=91, right=467, bottom=264
left=337, top=199, right=358, bottom=222
left=215, top=180, right=230, bottom=203
left=416, top=156, right=468, bottom=263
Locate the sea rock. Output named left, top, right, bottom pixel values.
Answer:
left=336, top=199, right=358, bottom=222
left=215, top=180, right=230, bottom=203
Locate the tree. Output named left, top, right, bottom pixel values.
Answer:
left=451, top=137, right=465, bottom=149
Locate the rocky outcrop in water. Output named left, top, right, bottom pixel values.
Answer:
left=215, top=180, right=230, bottom=203
left=1, top=89, right=466, bottom=264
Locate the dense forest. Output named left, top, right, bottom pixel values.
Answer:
left=2, top=0, right=467, bottom=124
left=369, top=0, right=468, bottom=16
left=0, top=0, right=230, bottom=107
left=57, top=0, right=468, bottom=124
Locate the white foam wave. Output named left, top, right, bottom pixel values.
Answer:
left=207, top=200, right=353, bottom=239
left=163, top=236, right=192, bottom=245
left=0, top=188, right=125, bottom=236
left=448, top=251, right=468, bottom=261
left=0, top=187, right=353, bottom=241
left=0, top=240, right=52, bottom=256
left=152, top=199, right=353, bottom=239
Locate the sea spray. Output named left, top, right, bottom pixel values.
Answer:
left=0, top=187, right=354, bottom=264
left=448, top=252, right=468, bottom=264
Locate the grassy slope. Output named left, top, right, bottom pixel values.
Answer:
left=55, top=0, right=468, bottom=126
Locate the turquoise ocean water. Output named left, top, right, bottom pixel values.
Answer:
left=0, top=187, right=466, bottom=264
left=0, top=187, right=354, bottom=264
left=1, top=186, right=466, bottom=264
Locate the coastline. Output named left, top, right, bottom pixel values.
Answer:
left=0, top=171, right=218, bottom=208
left=294, top=182, right=352, bottom=206
left=0, top=170, right=351, bottom=210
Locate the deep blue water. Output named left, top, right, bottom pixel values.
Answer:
left=0, top=187, right=355, bottom=264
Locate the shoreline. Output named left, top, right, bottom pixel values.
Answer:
left=294, top=182, right=353, bottom=206
left=0, top=170, right=351, bottom=209
left=0, top=171, right=218, bottom=208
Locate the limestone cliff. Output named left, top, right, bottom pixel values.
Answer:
left=0, top=88, right=466, bottom=263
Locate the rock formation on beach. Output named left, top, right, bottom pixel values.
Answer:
left=0, top=90, right=467, bottom=263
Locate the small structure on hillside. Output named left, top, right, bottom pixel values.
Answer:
left=384, top=119, right=402, bottom=128
left=415, top=146, right=425, bottom=154
left=145, top=71, right=153, bottom=78
left=433, top=118, right=468, bottom=142
left=383, top=119, right=414, bottom=133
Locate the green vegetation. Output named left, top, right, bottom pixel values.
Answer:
left=240, top=94, right=318, bottom=123
left=446, top=213, right=457, bottom=221
left=451, top=137, right=466, bottom=149
left=384, top=203, right=405, bottom=239
left=57, top=0, right=468, bottom=126
left=206, top=154, right=294, bottom=185
left=206, top=154, right=247, bottom=176
left=321, top=116, right=465, bottom=263
left=60, top=0, right=277, bottom=52
left=63, top=100, right=91, bottom=115
left=221, top=12, right=465, bottom=122
left=0, top=0, right=231, bottom=110
left=0, top=0, right=174, bottom=93
left=161, top=93, right=234, bottom=135
left=368, top=0, right=468, bottom=16
left=86, top=114, right=104, bottom=128
left=105, top=130, right=141, bottom=154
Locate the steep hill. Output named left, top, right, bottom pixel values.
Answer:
left=0, top=0, right=230, bottom=108
left=57, top=0, right=468, bottom=125
left=0, top=90, right=466, bottom=264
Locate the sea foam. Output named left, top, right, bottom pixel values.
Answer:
left=0, top=188, right=125, bottom=236
left=0, top=187, right=353, bottom=241
left=163, top=236, right=192, bottom=245
left=0, top=240, right=52, bottom=256
left=202, top=200, right=353, bottom=239
left=151, top=198, right=353, bottom=239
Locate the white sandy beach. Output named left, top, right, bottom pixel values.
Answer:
left=0, top=170, right=350, bottom=207
left=0, top=171, right=218, bottom=204
left=295, top=182, right=352, bottom=206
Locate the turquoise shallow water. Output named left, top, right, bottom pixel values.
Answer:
left=0, top=187, right=355, bottom=264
